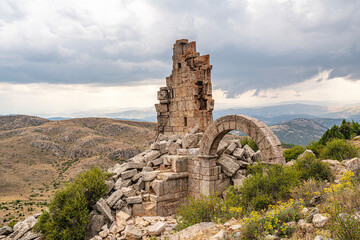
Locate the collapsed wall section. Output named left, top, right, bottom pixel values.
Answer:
left=155, top=39, right=214, bottom=136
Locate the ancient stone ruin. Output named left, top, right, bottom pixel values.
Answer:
left=155, top=39, right=214, bottom=136
left=0, top=39, right=286, bottom=240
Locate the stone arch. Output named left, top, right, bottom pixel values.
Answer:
left=199, top=115, right=285, bottom=164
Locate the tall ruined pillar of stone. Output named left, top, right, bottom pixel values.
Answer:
left=155, top=39, right=214, bottom=136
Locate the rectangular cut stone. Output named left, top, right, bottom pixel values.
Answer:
left=233, top=148, right=245, bottom=159
left=116, top=211, right=131, bottom=226
left=126, top=196, right=143, bottom=204
left=157, top=172, right=189, bottom=180
left=148, top=221, right=167, bottom=236
left=134, top=178, right=145, bottom=191
left=170, top=156, right=188, bottom=172
left=143, top=150, right=161, bottom=163
left=114, top=178, right=132, bottom=190
left=151, top=180, right=165, bottom=196
left=96, top=198, right=114, bottom=222
left=243, top=145, right=256, bottom=158
left=142, top=171, right=160, bottom=181
left=151, top=157, right=163, bottom=166
left=106, top=189, right=124, bottom=207
left=121, top=169, right=138, bottom=180
left=177, top=149, right=188, bottom=155
left=218, top=154, right=240, bottom=177
left=224, top=142, right=237, bottom=155
left=200, top=180, right=215, bottom=195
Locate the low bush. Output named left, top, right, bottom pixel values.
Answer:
left=176, top=195, right=222, bottom=230
left=283, top=145, right=305, bottom=162
left=240, top=199, right=304, bottom=239
left=34, top=167, right=108, bottom=240
left=240, top=163, right=299, bottom=210
left=293, top=153, right=334, bottom=182
left=291, top=179, right=326, bottom=206
left=320, top=139, right=359, bottom=161
left=241, top=137, right=259, bottom=152
left=306, top=140, right=324, bottom=157
left=327, top=202, right=360, bottom=240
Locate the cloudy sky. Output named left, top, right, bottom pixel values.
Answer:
left=0, top=0, right=359, bottom=116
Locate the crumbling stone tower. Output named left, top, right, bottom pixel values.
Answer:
left=155, top=39, right=214, bottom=136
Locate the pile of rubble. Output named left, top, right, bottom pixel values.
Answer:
left=0, top=126, right=261, bottom=240
left=86, top=127, right=260, bottom=239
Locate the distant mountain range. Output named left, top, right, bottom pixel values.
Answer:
left=3, top=103, right=360, bottom=146
left=269, top=118, right=329, bottom=146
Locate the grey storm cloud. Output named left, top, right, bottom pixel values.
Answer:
left=0, top=0, right=359, bottom=93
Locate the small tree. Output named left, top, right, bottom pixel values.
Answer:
left=34, top=167, right=108, bottom=240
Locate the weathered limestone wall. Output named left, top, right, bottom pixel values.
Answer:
left=155, top=39, right=214, bottom=136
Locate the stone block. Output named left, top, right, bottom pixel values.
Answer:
left=218, top=154, right=240, bottom=177
left=200, top=180, right=215, bottom=195
left=150, top=142, right=160, bottom=150
left=157, top=90, right=169, bottom=100
left=124, top=224, right=142, bottom=239
left=232, top=148, right=245, bottom=159
left=168, top=142, right=181, bottom=155
left=142, top=171, right=160, bottom=181
left=143, top=150, right=161, bottom=163
left=151, top=157, right=163, bottom=166
left=114, top=178, right=132, bottom=190
left=151, top=180, right=165, bottom=196
left=171, top=156, right=188, bottom=172
left=126, top=196, right=142, bottom=204
left=148, top=221, right=167, bottom=235
left=96, top=198, right=114, bottom=222
left=237, top=160, right=250, bottom=168
left=113, top=162, right=145, bottom=176
left=177, top=149, right=188, bottom=155
left=121, top=187, right=136, bottom=197
left=157, top=172, right=189, bottom=180
left=121, top=169, right=138, bottom=180
left=224, top=142, right=237, bottom=155
left=106, top=189, right=124, bottom=207
left=133, top=178, right=145, bottom=191
left=243, top=144, right=256, bottom=158
left=131, top=172, right=142, bottom=182
left=113, top=199, right=125, bottom=210
left=116, top=211, right=131, bottom=226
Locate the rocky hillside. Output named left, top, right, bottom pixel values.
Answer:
left=0, top=115, right=156, bottom=224
left=270, top=118, right=328, bottom=145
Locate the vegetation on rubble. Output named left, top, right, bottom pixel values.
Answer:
left=34, top=167, right=109, bottom=240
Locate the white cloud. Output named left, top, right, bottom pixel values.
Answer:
left=0, top=82, right=162, bottom=116
left=214, top=70, right=360, bottom=109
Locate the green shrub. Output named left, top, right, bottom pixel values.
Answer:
left=293, top=153, right=334, bottom=181
left=241, top=137, right=259, bottom=152
left=283, top=145, right=305, bottom=162
left=8, top=220, right=17, bottom=228
left=240, top=163, right=299, bottom=210
left=320, top=139, right=359, bottom=161
left=240, top=200, right=303, bottom=239
left=176, top=195, right=222, bottom=230
left=327, top=202, right=360, bottom=240
left=34, top=167, right=108, bottom=240
left=306, top=141, right=324, bottom=157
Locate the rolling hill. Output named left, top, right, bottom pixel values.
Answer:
left=0, top=115, right=156, bottom=224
